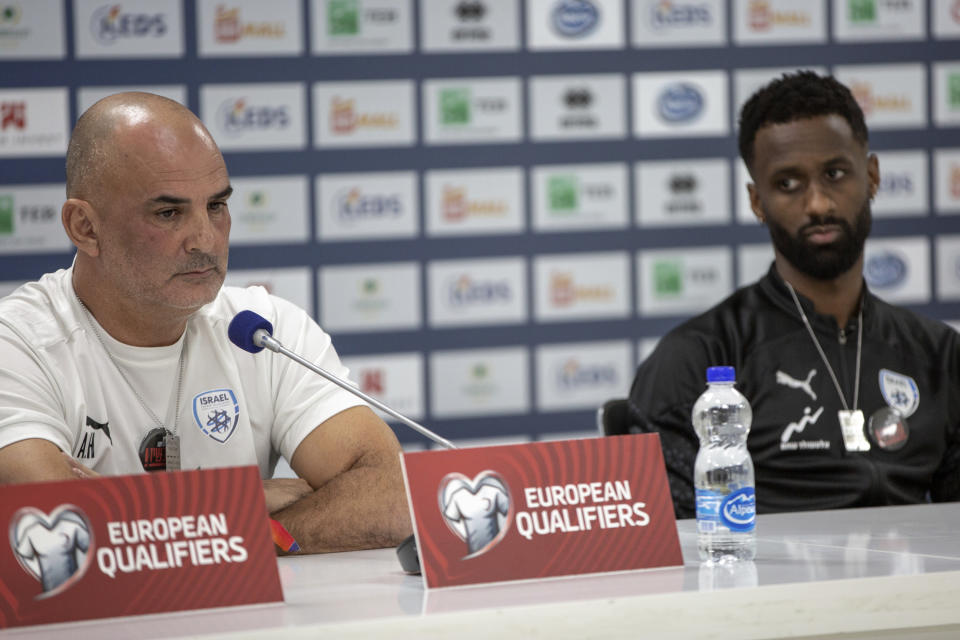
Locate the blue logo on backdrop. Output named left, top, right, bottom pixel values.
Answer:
left=720, top=487, right=755, bottom=532
left=864, top=252, right=907, bottom=288
left=878, top=173, right=914, bottom=196
left=447, top=276, right=512, bottom=307
left=217, top=99, right=289, bottom=136
left=650, top=2, right=712, bottom=29
left=551, top=0, right=599, bottom=38
left=657, top=84, right=704, bottom=122
left=335, top=188, right=403, bottom=221
left=91, top=5, right=166, bottom=45
left=556, top=360, right=617, bottom=389
left=193, top=389, right=240, bottom=444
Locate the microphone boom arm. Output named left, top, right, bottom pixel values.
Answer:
left=253, top=330, right=456, bottom=450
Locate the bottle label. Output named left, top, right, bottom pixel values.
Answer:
left=720, top=487, right=756, bottom=532
left=695, top=489, right=723, bottom=533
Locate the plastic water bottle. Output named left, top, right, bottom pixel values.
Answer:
left=692, top=366, right=756, bottom=562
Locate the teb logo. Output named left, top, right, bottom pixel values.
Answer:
left=10, top=504, right=93, bottom=599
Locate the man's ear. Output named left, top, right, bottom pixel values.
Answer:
left=62, top=198, right=100, bottom=257
left=867, top=152, right=880, bottom=200
left=748, top=183, right=764, bottom=224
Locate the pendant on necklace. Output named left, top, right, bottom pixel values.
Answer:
left=165, top=432, right=181, bottom=471
left=839, top=409, right=870, bottom=452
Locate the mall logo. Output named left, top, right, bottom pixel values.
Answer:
left=551, top=0, right=600, bottom=38
left=330, top=97, right=398, bottom=134
left=336, top=187, right=403, bottom=221
left=442, top=185, right=507, bottom=220
left=10, top=504, right=93, bottom=599
left=865, top=251, right=907, bottom=288
left=214, top=5, right=285, bottom=43
left=748, top=0, right=810, bottom=31
left=439, top=470, right=512, bottom=559
left=446, top=274, right=512, bottom=307
left=550, top=272, right=613, bottom=306
left=657, top=83, right=703, bottom=123
left=91, top=4, right=167, bottom=45
left=649, top=1, right=712, bottom=29
left=850, top=82, right=911, bottom=116
left=556, top=358, right=617, bottom=389
left=1, top=101, right=25, bottom=130
left=217, top=98, right=289, bottom=135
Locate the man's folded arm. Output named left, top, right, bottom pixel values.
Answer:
left=268, top=405, right=412, bottom=554
left=0, top=438, right=75, bottom=484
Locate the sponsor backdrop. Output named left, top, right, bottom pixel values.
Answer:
left=2, top=0, right=960, bottom=449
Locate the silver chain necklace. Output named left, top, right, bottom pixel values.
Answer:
left=75, top=294, right=187, bottom=469
left=784, top=281, right=870, bottom=452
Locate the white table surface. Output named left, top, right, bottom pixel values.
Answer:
left=7, top=503, right=960, bottom=639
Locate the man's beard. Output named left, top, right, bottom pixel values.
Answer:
left=766, top=200, right=872, bottom=281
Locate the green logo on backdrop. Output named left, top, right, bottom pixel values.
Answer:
left=548, top=175, right=578, bottom=213
left=950, top=73, right=960, bottom=110
left=440, top=88, right=471, bottom=125
left=654, top=261, right=683, bottom=297
left=0, top=195, right=13, bottom=235
left=848, top=0, right=876, bottom=23
left=328, top=0, right=359, bottom=36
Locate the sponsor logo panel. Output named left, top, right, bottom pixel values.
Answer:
left=535, top=340, right=631, bottom=411
left=872, top=150, right=928, bottom=217
left=197, top=0, right=303, bottom=57
left=429, top=347, right=530, bottom=418
left=635, top=158, right=730, bottom=227
left=423, top=76, right=522, bottom=145
left=0, top=184, right=72, bottom=254
left=533, top=252, right=630, bottom=322
left=638, top=246, right=732, bottom=316
left=863, top=236, right=930, bottom=304
left=313, top=80, right=416, bottom=148
left=834, top=64, right=927, bottom=130
left=934, top=61, right=960, bottom=127
left=311, top=0, right=413, bottom=54
left=932, top=0, right=960, bottom=39
left=317, top=171, right=418, bottom=241
left=631, top=0, right=725, bottom=47
left=0, top=87, right=68, bottom=157
left=341, top=352, right=425, bottom=421
left=934, top=148, right=960, bottom=214
left=77, top=85, right=186, bottom=114
left=732, top=0, right=826, bottom=45
left=529, top=73, right=627, bottom=141
left=420, top=0, right=521, bottom=52
left=427, top=256, right=527, bottom=327
left=833, top=0, right=924, bottom=42
left=532, top=162, right=628, bottom=231
left=0, top=0, right=65, bottom=59
left=223, top=267, right=313, bottom=314
left=425, top=166, right=524, bottom=235
left=934, top=234, right=960, bottom=301
left=74, top=0, right=184, bottom=59
left=318, top=262, right=421, bottom=332
left=200, top=82, right=306, bottom=151
left=527, top=0, right=625, bottom=50
left=633, top=70, right=728, bottom=138
left=227, top=175, right=309, bottom=245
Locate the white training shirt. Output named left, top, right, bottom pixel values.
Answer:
left=0, top=267, right=365, bottom=477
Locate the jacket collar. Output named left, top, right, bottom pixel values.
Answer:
left=758, top=262, right=874, bottom=335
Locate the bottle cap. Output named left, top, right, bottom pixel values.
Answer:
left=706, top=366, right=735, bottom=383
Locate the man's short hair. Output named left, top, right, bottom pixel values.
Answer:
left=738, top=71, right=869, bottom=171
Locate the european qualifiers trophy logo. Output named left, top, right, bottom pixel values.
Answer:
left=439, top=471, right=511, bottom=559
left=10, top=505, right=93, bottom=599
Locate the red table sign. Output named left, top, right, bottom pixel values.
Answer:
left=401, top=434, right=683, bottom=588
left=0, top=466, right=283, bottom=629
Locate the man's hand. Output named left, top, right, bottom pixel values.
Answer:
left=62, top=452, right=101, bottom=479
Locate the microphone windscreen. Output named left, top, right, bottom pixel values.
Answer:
left=228, top=310, right=274, bottom=353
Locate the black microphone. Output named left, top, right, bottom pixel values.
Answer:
left=228, top=310, right=457, bottom=450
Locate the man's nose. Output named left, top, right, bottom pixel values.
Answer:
left=184, top=208, right=216, bottom=253
left=804, top=183, right=834, bottom=216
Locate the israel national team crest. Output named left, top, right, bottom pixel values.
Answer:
left=193, top=389, right=240, bottom=443
left=878, top=369, right=919, bottom=418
